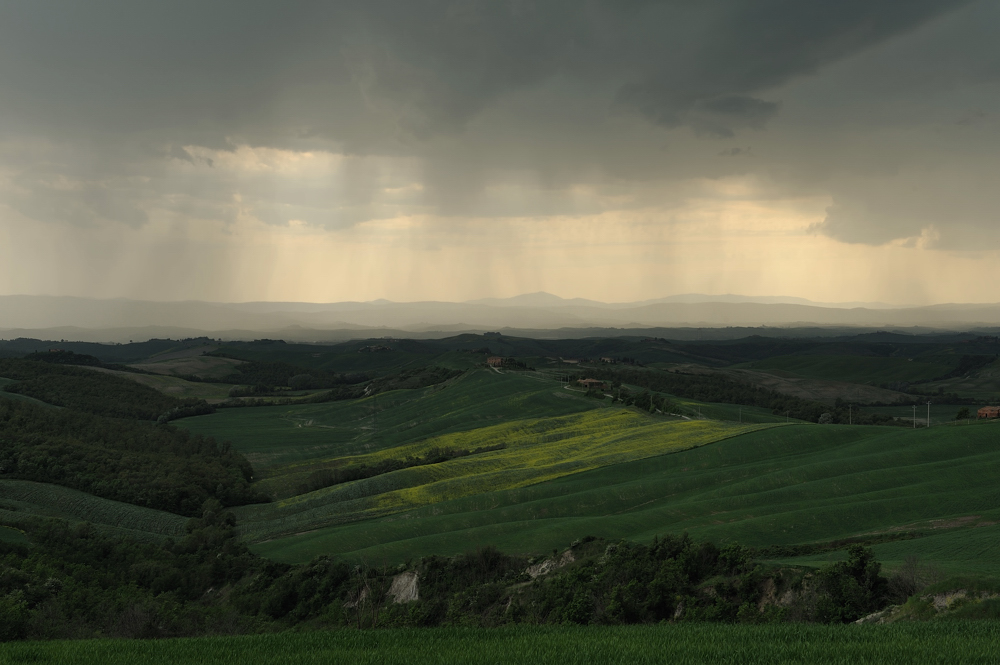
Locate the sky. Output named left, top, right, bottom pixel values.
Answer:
left=0, top=0, right=998, bottom=306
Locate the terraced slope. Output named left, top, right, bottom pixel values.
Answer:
left=252, top=421, right=1000, bottom=574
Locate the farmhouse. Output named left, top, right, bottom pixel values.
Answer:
left=978, top=406, right=1000, bottom=419
left=577, top=378, right=609, bottom=390
left=487, top=356, right=504, bottom=367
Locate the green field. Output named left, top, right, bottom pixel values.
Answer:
left=671, top=397, right=797, bottom=423
left=0, top=480, right=188, bottom=541
left=866, top=404, right=984, bottom=426
left=251, top=420, right=1000, bottom=571
left=233, top=409, right=766, bottom=541
left=919, top=359, right=1000, bottom=400
left=175, top=370, right=605, bottom=468
left=741, top=355, right=952, bottom=384
left=0, top=525, right=28, bottom=545
left=1, top=624, right=999, bottom=665
left=85, top=367, right=234, bottom=401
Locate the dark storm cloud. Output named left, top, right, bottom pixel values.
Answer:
left=0, top=1, right=961, bottom=143
left=0, top=0, right=975, bottom=231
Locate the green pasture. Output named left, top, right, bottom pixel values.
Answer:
left=919, top=359, right=1000, bottom=400
left=83, top=368, right=233, bottom=401
left=741, top=355, right=952, bottom=384
left=772, top=522, right=1000, bottom=578
left=0, top=525, right=28, bottom=545
left=671, top=397, right=795, bottom=423
left=2, top=623, right=999, bottom=665
left=234, top=410, right=766, bottom=541
left=174, top=370, right=602, bottom=469
left=0, top=480, right=187, bottom=541
left=252, top=421, right=1000, bottom=570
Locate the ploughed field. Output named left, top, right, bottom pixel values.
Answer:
left=1, top=623, right=998, bottom=664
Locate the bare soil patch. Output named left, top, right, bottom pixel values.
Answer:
left=130, top=355, right=244, bottom=380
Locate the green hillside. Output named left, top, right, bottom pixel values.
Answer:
left=231, top=410, right=766, bottom=542
left=741, top=355, right=952, bottom=384
left=252, top=421, right=1000, bottom=574
left=0, top=479, right=188, bottom=541
left=174, top=369, right=604, bottom=468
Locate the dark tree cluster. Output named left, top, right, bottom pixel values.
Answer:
left=0, top=359, right=199, bottom=421
left=0, top=515, right=898, bottom=642
left=0, top=400, right=267, bottom=515
left=579, top=367, right=910, bottom=425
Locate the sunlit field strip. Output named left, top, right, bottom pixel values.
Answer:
left=233, top=409, right=771, bottom=541
left=253, top=421, right=1000, bottom=568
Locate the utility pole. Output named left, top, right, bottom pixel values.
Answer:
left=739, top=407, right=742, bottom=423
left=849, top=404, right=852, bottom=426
left=927, top=401, right=932, bottom=429
left=912, top=404, right=916, bottom=428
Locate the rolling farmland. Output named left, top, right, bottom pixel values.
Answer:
left=232, top=410, right=767, bottom=542
left=739, top=354, right=954, bottom=385
left=175, top=369, right=606, bottom=467
left=250, top=420, right=1000, bottom=573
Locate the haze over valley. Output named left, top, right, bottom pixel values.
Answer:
left=2, top=2, right=1000, bottom=662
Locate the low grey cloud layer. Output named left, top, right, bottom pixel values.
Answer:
left=0, top=0, right=998, bottom=303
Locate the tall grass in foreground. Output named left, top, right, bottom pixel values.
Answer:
left=2, top=624, right=998, bottom=665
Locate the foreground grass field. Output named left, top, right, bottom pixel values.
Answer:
left=1, top=624, right=998, bottom=665
left=252, top=420, right=1000, bottom=571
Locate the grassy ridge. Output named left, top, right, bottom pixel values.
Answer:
left=0, top=480, right=188, bottom=540
left=234, top=410, right=766, bottom=542
left=174, top=370, right=602, bottom=468
left=1, top=624, right=999, bottom=664
left=252, top=421, right=1000, bottom=569
left=86, top=367, right=234, bottom=402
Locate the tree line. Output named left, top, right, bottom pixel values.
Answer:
left=0, top=507, right=905, bottom=641
left=0, top=358, right=201, bottom=421
left=0, top=400, right=267, bottom=515
left=576, top=367, right=911, bottom=425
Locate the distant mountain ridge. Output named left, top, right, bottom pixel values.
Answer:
left=2, top=293, right=1000, bottom=342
